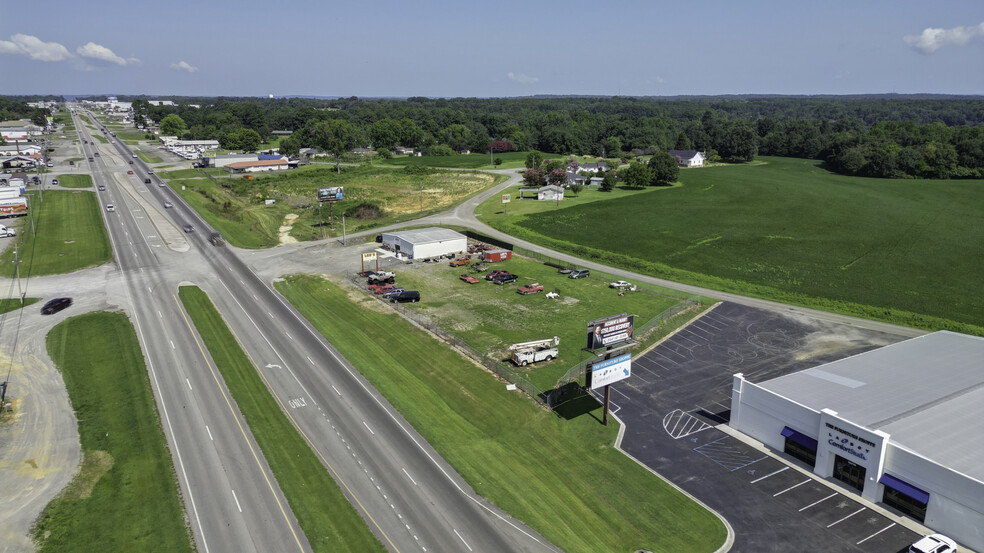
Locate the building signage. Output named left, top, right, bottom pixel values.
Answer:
left=824, top=421, right=876, bottom=461
left=588, top=353, right=631, bottom=389
left=586, top=313, right=635, bottom=349
left=362, top=252, right=377, bottom=262
left=501, top=193, right=511, bottom=203
left=318, top=187, right=344, bottom=201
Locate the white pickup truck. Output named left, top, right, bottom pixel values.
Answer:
left=0, top=224, right=16, bottom=238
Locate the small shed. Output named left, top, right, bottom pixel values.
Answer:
left=537, top=185, right=564, bottom=201
left=482, top=249, right=512, bottom=263
left=380, top=227, right=467, bottom=260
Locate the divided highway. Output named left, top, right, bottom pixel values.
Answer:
left=72, top=108, right=557, bottom=552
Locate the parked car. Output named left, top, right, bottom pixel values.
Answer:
left=909, top=534, right=957, bottom=553
left=459, top=274, right=479, bottom=284
left=370, top=284, right=395, bottom=295
left=557, top=267, right=573, bottom=274
left=517, top=283, right=544, bottom=294
left=449, top=256, right=471, bottom=267
left=610, top=280, right=633, bottom=289
left=493, top=274, right=519, bottom=285
left=51, top=179, right=59, bottom=185
left=381, top=287, right=406, bottom=299
left=568, top=269, right=590, bottom=279
left=41, top=297, right=72, bottom=315
left=389, top=290, right=420, bottom=303
left=486, top=270, right=510, bottom=281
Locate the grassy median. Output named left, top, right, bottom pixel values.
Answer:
left=37, top=312, right=192, bottom=553
left=276, top=274, right=725, bottom=553
left=178, top=286, right=385, bottom=553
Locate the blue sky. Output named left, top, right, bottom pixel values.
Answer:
left=1, top=0, right=982, bottom=97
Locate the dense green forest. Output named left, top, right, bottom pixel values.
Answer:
left=0, top=96, right=59, bottom=129
left=84, top=94, right=984, bottom=179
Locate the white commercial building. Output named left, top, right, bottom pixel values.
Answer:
left=380, top=227, right=467, bottom=260
left=730, top=331, right=984, bottom=551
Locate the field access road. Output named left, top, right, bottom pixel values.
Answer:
left=76, top=109, right=558, bottom=553
left=70, top=109, right=312, bottom=553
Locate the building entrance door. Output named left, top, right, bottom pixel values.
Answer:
left=833, top=455, right=866, bottom=492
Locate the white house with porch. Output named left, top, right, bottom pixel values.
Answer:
left=667, top=150, right=705, bottom=167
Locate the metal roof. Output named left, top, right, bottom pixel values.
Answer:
left=383, top=227, right=465, bottom=245
left=758, top=331, right=984, bottom=481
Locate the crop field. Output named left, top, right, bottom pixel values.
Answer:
left=54, top=174, right=92, bottom=188
left=0, top=190, right=112, bottom=277
left=482, top=156, right=984, bottom=333
left=37, top=312, right=192, bottom=553
left=276, top=274, right=725, bottom=553
left=389, top=256, right=706, bottom=390
left=169, top=165, right=503, bottom=248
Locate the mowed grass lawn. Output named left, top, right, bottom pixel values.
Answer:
left=178, top=287, right=384, bottom=552
left=381, top=151, right=565, bottom=170
left=37, top=312, right=193, bottom=553
left=54, top=174, right=92, bottom=188
left=170, top=165, right=503, bottom=248
left=276, top=274, right=725, bottom=553
left=391, top=257, right=704, bottom=390
left=0, top=190, right=111, bottom=277
left=135, top=150, right=163, bottom=163
left=484, top=156, right=984, bottom=333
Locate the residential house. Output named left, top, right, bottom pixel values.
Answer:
left=667, top=150, right=705, bottom=167
left=578, top=161, right=608, bottom=173
left=566, top=172, right=586, bottom=187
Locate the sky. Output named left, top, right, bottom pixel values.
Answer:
left=1, top=0, right=983, bottom=98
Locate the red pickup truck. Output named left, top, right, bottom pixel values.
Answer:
left=517, top=283, right=544, bottom=295
left=459, top=274, right=479, bottom=284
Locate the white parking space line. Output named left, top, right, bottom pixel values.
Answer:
left=799, top=493, right=837, bottom=511
left=827, top=507, right=865, bottom=528
left=453, top=529, right=473, bottom=552
left=611, top=386, right=632, bottom=400
left=857, top=522, right=896, bottom=545
left=750, top=466, right=789, bottom=483
left=774, top=479, right=811, bottom=496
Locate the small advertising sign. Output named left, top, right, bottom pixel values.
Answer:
left=501, top=193, right=511, bottom=203
left=586, top=314, right=635, bottom=349
left=362, top=252, right=377, bottom=262
left=587, top=353, right=632, bottom=389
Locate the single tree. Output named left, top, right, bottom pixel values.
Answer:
left=493, top=157, right=503, bottom=168
left=525, top=150, right=544, bottom=169
left=648, top=152, right=680, bottom=185
left=547, top=168, right=567, bottom=187
left=568, top=182, right=584, bottom=197
left=600, top=170, right=617, bottom=191
left=313, top=119, right=354, bottom=173
left=619, top=161, right=652, bottom=188
left=522, top=167, right=546, bottom=187
left=159, top=113, right=187, bottom=137
left=675, top=131, right=692, bottom=150
left=30, top=109, right=48, bottom=127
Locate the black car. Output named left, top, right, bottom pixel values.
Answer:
left=389, top=290, right=420, bottom=303
left=493, top=274, right=519, bottom=285
left=41, top=297, right=73, bottom=315
left=183, top=224, right=195, bottom=233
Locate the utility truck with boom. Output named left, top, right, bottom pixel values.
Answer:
left=509, top=336, right=560, bottom=366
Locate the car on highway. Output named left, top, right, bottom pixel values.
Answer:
left=909, top=534, right=957, bottom=553
left=106, top=204, right=115, bottom=212
left=97, top=185, right=106, bottom=191
left=132, top=154, right=137, bottom=158
left=127, top=170, right=134, bottom=175
left=41, top=297, right=72, bottom=315
left=183, top=224, right=195, bottom=233
left=163, top=201, right=173, bottom=209
left=129, top=160, right=134, bottom=164
left=147, top=170, right=154, bottom=174
left=144, top=178, right=151, bottom=184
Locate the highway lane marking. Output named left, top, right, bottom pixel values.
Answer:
left=307, top=356, right=314, bottom=365
left=750, top=466, right=788, bottom=483
left=205, top=425, right=213, bottom=441
left=402, top=468, right=417, bottom=486
left=285, top=332, right=293, bottom=340
left=170, top=340, right=175, bottom=349
left=453, top=529, right=473, bottom=552
left=186, top=378, right=192, bottom=390
left=331, top=385, right=341, bottom=396
left=363, top=421, right=375, bottom=435
left=174, top=296, right=308, bottom=553
left=857, top=523, right=895, bottom=545
left=827, top=507, right=865, bottom=527
left=158, top=310, right=163, bottom=319
left=231, top=489, right=242, bottom=513
left=799, top=492, right=837, bottom=511
left=774, top=479, right=811, bottom=496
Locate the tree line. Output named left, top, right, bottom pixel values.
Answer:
left=98, top=94, right=984, bottom=179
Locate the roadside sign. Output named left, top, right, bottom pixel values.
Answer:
left=587, top=353, right=632, bottom=390
left=501, top=194, right=511, bottom=203
left=362, top=252, right=377, bottom=262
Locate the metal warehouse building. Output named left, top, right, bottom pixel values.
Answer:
left=730, top=331, right=984, bottom=551
left=380, top=227, right=467, bottom=260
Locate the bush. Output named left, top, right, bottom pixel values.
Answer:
left=352, top=201, right=384, bottom=220
left=377, top=147, right=392, bottom=159
left=424, top=144, right=455, bottom=156
left=403, top=165, right=432, bottom=176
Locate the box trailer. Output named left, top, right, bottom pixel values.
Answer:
left=482, top=249, right=512, bottom=263
left=0, top=187, right=24, bottom=200
left=0, top=197, right=28, bottom=217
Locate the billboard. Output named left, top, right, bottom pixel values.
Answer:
left=318, top=187, right=344, bottom=202
left=587, top=353, right=631, bottom=389
left=362, top=252, right=377, bottom=262
left=586, top=313, right=634, bottom=349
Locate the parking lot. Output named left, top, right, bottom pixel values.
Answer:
left=596, top=301, right=922, bottom=553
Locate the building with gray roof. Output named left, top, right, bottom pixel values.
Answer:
left=730, top=331, right=984, bottom=551
left=380, top=227, right=467, bottom=260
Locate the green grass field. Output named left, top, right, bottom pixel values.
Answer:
left=390, top=256, right=704, bottom=390
left=178, top=287, right=384, bottom=552
left=0, top=297, right=39, bottom=314
left=481, top=156, right=984, bottom=333
left=0, top=190, right=112, bottom=277
left=380, top=151, right=566, bottom=170
left=135, top=150, right=163, bottom=163
left=54, top=174, right=92, bottom=188
left=170, top=165, right=503, bottom=248
left=276, top=274, right=725, bottom=553
left=36, top=312, right=193, bottom=553
left=91, top=135, right=107, bottom=144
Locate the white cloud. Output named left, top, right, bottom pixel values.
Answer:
left=76, top=42, right=137, bottom=66
left=904, top=21, right=984, bottom=53
left=507, top=72, right=538, bottom=84
left=171, top=60, right=198, bottom=73
left=0, top=34, right=72, bottom=61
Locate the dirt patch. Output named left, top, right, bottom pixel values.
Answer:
left=60, top=450, right=113, bottom=500
left=278, top=213, right=299, bottom=245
